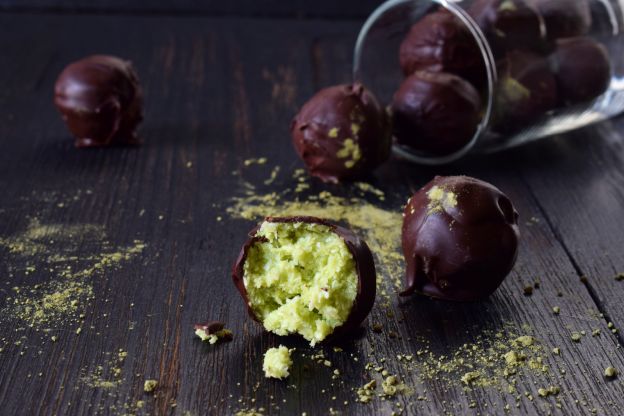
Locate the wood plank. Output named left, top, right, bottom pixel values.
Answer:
left=0, top=1, right=383, bottom=19
left=516, top=123, right=624, bottom=342
left=0, top=13, right=623, bottom=416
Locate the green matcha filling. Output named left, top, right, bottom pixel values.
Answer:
left=263, top=345, right=294, bottom=379
left=244, top=221, right=358, bottom=346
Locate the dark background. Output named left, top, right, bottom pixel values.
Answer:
left=0, top=0, right=384, bottom=18
left=1, top=1, right=624, bottom=416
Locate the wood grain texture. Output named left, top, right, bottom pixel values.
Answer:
left=0, top=12, right=623, bottom=416
left=0, top=0, right=384, bottom=19
left=515, top=122, right=624, bottom=341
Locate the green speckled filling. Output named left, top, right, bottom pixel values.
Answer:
left=244, top=221, right=358, bottom=346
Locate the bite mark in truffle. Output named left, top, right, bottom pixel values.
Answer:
left=392, top=71, right=482, bottom=156
left=291, top=83, right=392, bottom=183
left=54, top=55, right=143, bottom=148
left=399, top=9, right=486, bottom=87
left=232, top=217, right=376, bottom=345
left=401, top=176, right=520, bottom=301
left=552, top=37, right=611, bottom=105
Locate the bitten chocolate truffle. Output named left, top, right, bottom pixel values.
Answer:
left=469, top=0, right=545, bottom=55
left=232, top=217, right=376, bottom=346
left=553, top=38, right=611, bottom=105
left=495, top=50, right=557, bottom=132
left=399, top=9, right=486, bottom=87
left=290, top=83, right=392, bottom=183
left=532, top=0, right=591, bottom=40
left=401, top=176, right=520, bottom=301
left=54, top=55, right=143, bottom=148
left=392, top=71, right=482, bottom=156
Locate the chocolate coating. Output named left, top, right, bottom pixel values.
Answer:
left=401, top=176, right=520, bottom=301
left=553, top=38, right=611, bottom=105
left=290, top=83, right=392, bottom=183
left=399, top=9, right=486, bottom=87
left=392, top=71, right=482, bottom=156
left=54, top=55, right=143, bottom=148
left=469, top=0, right=545, bottom=55
left=494, top=50, right=557, bottom=132
left=532, top=0, right=591, bottom=40
left=232, top=216, right=376, bottom=341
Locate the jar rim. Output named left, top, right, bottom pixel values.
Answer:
left=352, top=0, right=497, bottom=165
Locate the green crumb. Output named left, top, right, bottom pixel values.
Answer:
left=235, top=408, right=264, bottom=416
left=552, top=306, right=560, bottom=314
left=244, top=157, right=268, bottom=166
left=571, top=332, right=582, bottom=343
left=515, top=336, right=535, bottom=347
left=381, top=375, right=398, bottom=396
left=263, top=346, right=293, bottom=379
left=604, top=367, right=618, bottom=378
left=504, top=351, right=526, bottom=365
left=592, top=329, right=601, bottom=337
left=336, top=139, right=362, bottom=168
left=538, top=386, right=560, bottom=398
left=144, top=379, right=158, bottom=393
left=356, top=380, right=376, bottom=403
left=461, top=371, right=481, bottom=386
left=614, top=273, right=624, bottom=281
left=243, top=221, right=358, bottom=346
left=426, top=186, right=457, bottom=214
left=552, top=348, right=561, bottom=355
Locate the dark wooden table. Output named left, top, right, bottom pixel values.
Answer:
left=1, top=3, right=624, bottom=415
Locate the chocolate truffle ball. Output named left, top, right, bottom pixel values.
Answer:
left=54, top=55, right=143, bottom=148
left=232, top=216, right=376, bottom=346
left=552, top=38, right=611, bottom=105
left=531, top=0, right=591, bottom=40
left=291, top=83, right=392, bottom=183
left=469, top=0, right=545, bottom=55
left=401, top=176, right=520, bottom=301
left=392, top=71, right=482, bottom=156
left=494, top=50, right=557, bottom=132
left=399, top=9, right=486, bottom=87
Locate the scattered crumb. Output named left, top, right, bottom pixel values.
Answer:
left=263, top=346, right=293, bottom=380
left=144, top=379, right=158, bottom=393
left=605, top=367, right=618, bottom=378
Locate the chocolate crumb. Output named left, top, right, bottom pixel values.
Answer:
left=523, top=286, right=534, bottom=296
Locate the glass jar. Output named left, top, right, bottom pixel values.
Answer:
left=353, top=0, right=624, bottom=164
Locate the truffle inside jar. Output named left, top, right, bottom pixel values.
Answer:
left=240, top=220, right=366, bottom=346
